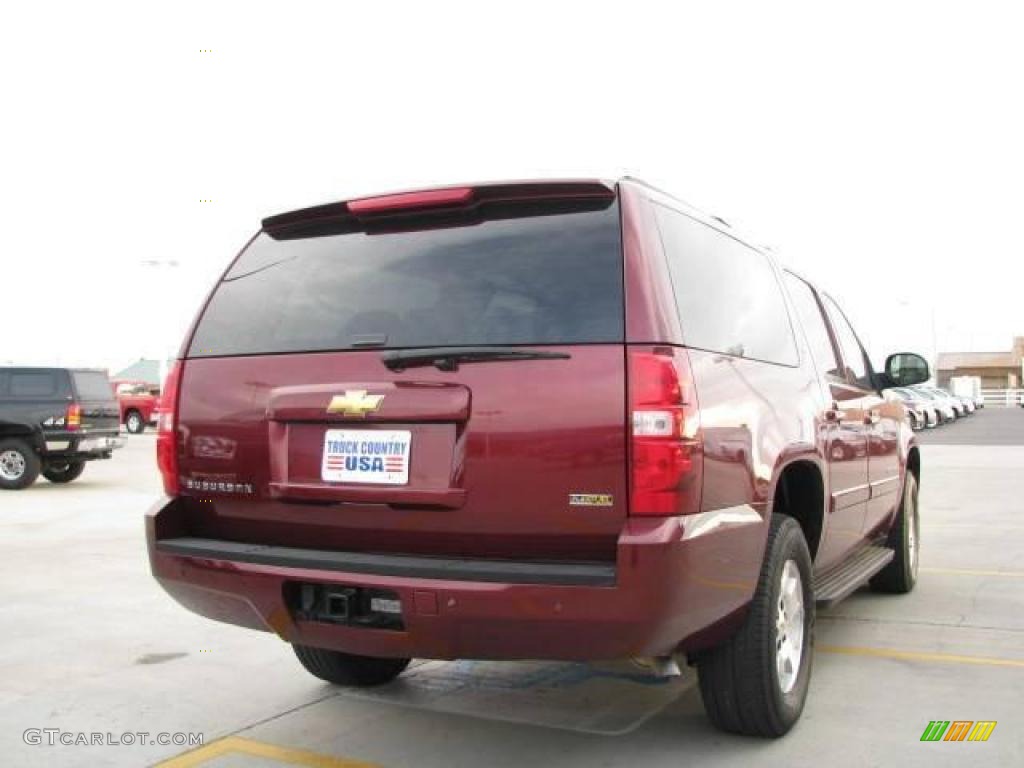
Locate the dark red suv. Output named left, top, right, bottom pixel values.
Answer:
left=147, top=179, right=929, bottom=736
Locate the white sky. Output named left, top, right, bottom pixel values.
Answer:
left=2, top=0, right=1022, bottom=374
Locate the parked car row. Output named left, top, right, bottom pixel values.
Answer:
left=885, top=383, right=979, bottom=430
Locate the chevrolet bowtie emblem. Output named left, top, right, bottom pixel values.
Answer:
left=326, top=390, right=385, bottom=417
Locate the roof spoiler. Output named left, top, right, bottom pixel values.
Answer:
left=261, top=180, right=615, bottom=239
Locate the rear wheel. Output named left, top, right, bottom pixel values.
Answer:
left=125, top=410, right=145, bottom=434
left=870, top=474, right=919, bottom=593
left=292, top=645, right=409, bottom=687
left=43, top=461, right=86, bottom=484
left=696, top=515, right=814, bottom=737
left=0, top=439, right=41, bottom=490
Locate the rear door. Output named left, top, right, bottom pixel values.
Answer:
left=177, top=186, right=628, bottom=563
left=820, top=295, right=883, bottom=548
left=783, top=276, right=869, bottom=567
left=70, top=370, right=121, bottom=434
left=822, top=303, right=901, bottom=535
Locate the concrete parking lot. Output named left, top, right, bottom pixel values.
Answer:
left=3, top=410, right=1023, bottom=767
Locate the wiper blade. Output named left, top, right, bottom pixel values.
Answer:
left=381, top=346, right=571, bottom=371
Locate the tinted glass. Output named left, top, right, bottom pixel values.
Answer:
left=654, top=205, right=797, bottom=365
left=72, top=371, right=115, bottom=401
left=821, top=295, right=870, bottom=387
left=783, top=272, right=840, bottom=376
left=190, top=202, right=623, bottom=357
left=10, top=371, right=57, bottom=397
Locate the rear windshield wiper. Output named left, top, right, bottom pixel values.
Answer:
left=381, top=346, right=571, bottom=372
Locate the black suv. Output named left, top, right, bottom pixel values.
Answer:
left=0, top=367, right=122, bottom=490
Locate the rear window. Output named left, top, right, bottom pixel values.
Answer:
left=654, top=204, right=798, bottom=366
left=190, top=201, right=623, bottom=357
left=72, top=371, right=114, bottom=401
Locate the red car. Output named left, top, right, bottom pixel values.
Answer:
left=147, top=179, right=929, bottom=736
left=112, top=379, right=161, bottom=434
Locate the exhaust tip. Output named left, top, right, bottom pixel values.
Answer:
left=630, top=656, right=682, bottom=678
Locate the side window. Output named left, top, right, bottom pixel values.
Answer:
left=782, top=272, right=841, bottom=377
left=654, top=204, right=798, bottom=365
left=10, top=371, right=57, bottom=398
left=821, top=295, right=871, bottom=389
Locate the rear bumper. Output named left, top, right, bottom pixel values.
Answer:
left=44, top=432, right=123, bottom=461
left=146, top=497, right=765, bottom=660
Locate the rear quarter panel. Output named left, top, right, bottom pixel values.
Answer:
left=622, top=181, right=832, bottom=646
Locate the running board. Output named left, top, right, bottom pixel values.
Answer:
left=813, top=545, right=894, bottom=607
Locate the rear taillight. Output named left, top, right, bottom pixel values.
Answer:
left=628, top=347, right=702, bottom=516
left=156, top=361, right=183, bottom=496
left=66, top=403, right=81, bottom=431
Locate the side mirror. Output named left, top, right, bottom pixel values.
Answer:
left=884, top=352, right=930, bottom=388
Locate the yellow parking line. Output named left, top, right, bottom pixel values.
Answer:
left=920, top=567, right=1024, bottom=578
left=156, top=735, right=381, bottom=767
left=819, top=645, right=1024, bottom=669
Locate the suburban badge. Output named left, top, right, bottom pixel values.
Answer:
left=569, top=493, right=614, bottom=507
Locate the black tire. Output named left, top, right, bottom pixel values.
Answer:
left=42, top=461, right=86, bottom=484
left=870, top=473, right=919, bottom=594
left=696, top=515, right=814, bottom=737
left=293, top=645, right=409, bottom=687
left=125, top=409, right=145, bottom=434
left=0, top=438, right=42, bottom=490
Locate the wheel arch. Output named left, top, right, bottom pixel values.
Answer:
left=769, top=458, right=825, bottom=560
left=0, top=422, right=44, bottom=452
left=906, top=445, right=920, bottom=487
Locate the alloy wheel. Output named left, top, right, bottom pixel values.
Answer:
left=907, top=487, right=919, bottom=578
left=775, top=559, right=805, bottom=694
left=0, top=450, right=27, bottom=481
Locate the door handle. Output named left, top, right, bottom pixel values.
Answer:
left=864, top=409, right=881, bottom=425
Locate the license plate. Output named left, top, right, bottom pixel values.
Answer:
left=322, top=429, right=411, bottom=485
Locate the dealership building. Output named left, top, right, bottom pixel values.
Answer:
left=936, top=336, right=1024, bottom=389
